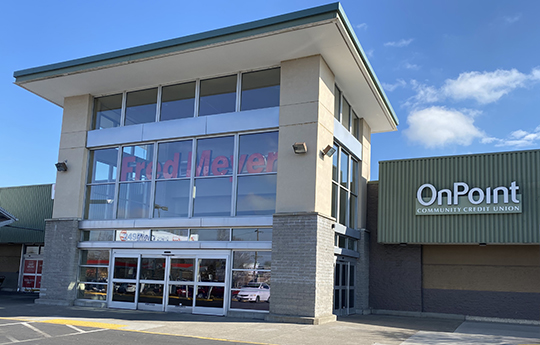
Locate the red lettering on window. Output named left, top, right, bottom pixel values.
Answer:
left=238, top=154, right=248, bottom=173
left=135, top=161, right=145, bottom=180
left=163, top=153, right=180, bottom=179
left=246, top=153, right=265, bottom=174
left=196, top=150, right=211, bottom=176
left=211, top=156, right=229, bottom=175
left=145, top=162, right=160, bottom=180
left=266, top=152, right=278, bottom=172
left=121, top=156, right=136, bottom=181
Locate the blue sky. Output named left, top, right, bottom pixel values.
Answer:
left=1, top=0, right=539, bottom=187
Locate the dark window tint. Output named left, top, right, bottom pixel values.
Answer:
left=125, top=88, right=158, bottom=125
left=94, top=94, right=122, bottom=129
left=199, top=75, right=237, bottom=116
left=161, top=82, right=195, bottom=121
left=241, top=68, right=280, bottom=111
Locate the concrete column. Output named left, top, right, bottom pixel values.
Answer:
left=268, top=55, right=336, bottom=324
left=357, top=119, right=371, bottom=229
left=53, top=95, right=93, bottom=219
left=38, top=95, right=92, bottom=305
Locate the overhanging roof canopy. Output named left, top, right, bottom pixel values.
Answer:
left=14, top=3, right=398, bottom=133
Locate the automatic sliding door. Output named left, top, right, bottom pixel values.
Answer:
left=109, top=256, right=139, bottom=310
left=193, top=258, right=226, bottom=315
left=167, top=258, right=196, bottom=313
left=137, top=256, right=167, bottom=311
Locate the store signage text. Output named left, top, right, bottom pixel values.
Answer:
left=416, top=181, right=522, bottom=215
left=121, top=150, right=277, bottom=181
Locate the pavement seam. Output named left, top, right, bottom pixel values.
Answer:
left=114, top=328, right=279, bottom=345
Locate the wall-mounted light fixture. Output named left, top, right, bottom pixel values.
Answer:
left=292, top=142, right=307, bottom=154
left=55, top=161, right=68, bottom=172
left=321, top=145, right=336, bottom=157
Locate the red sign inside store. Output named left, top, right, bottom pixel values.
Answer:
left=24, top=260, right=37, bottom=274
left=37, top=260, right=43, bottom=274
left=22, top=275, right=36, bottom=288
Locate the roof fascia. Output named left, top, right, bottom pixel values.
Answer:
left=14, top=3, right=340, bottom=83
left=335, top=3, right=399, bottom=127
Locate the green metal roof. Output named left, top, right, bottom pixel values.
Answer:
left=13, top=2, right=398, bottom=127
left=0, top=184, right=54, bottom=244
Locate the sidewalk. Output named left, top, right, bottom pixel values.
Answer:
left=1, top=292, right=538, bottom=345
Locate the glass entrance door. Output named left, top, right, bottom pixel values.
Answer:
left=333, top=259, right=355, bottom=316
left=109, top=250, right=229, bottom=316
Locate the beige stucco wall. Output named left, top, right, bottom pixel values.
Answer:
left=358, top=119, right=371, bottom=229
left=52, top=95, right=93, bottom=219
left=275, top=55, right=335, bottom=217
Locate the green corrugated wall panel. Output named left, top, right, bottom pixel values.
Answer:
left=378, top=150, right=540, bottom=244
left=0, top=184, right=53, bottom=243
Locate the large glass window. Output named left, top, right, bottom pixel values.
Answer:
left=331, top=144, right=359, bottom=228
left=85, top=148, right=119, bottom=220
left=199, top=75, right=237, bottom=116
left=125, top=88, right=158, bottom=125
left=160, top=82, right=195, bottom=121
left=85, top=132, right=277, bottom=219
left=93, top=94, right=122, bottom=129
left=241, top=68, right=280, bottom=111
left=92, top=68, right=280, bottom=130
left=230, top=251, right=271, bottom=311
left=78, top=250, right=109, bottom=301
left=118, top=144, right=153, bottom=219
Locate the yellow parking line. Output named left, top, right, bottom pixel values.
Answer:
left=0, top=317, right=126, bottom=330
left=41, top=319, right=127, bottom=329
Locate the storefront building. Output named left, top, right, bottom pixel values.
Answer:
left=0, top=184, right=53, bottom=292
left=369, top=150, right=540, bottom=321
left=14, top=4, right=398, bottom=324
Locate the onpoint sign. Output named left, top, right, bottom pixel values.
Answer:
left=416, top=181, right=522, bottom=215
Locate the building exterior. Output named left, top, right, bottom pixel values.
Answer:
left=14, top=4, right=397, bottom=324
left=0, top=184, right=53, bottom=292
left=369, top=150, right=540, bottom=321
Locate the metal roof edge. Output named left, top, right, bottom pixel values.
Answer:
left=379, top=148, right=540, bottom=165
left=335, top=3, right=399, bottom=127
left=14, top=3, right=341, bottom=82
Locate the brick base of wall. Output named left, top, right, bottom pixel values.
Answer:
left=37, top=218, right=80, bottom=306
left=269, top=212, right=335, bottom=321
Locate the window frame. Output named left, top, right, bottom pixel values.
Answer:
left=331, top=143, right=359, bottom=228
left=84, top=130, right=278, bottom=220
left=92, top=66, right=280, bottom=130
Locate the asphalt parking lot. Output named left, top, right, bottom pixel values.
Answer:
left=0, top=292, right=538, bottom=345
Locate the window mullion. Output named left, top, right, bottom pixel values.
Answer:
left=113, top=147, right=122, bottom=219
left=120, top=91, right=127, bottom=126
left=231, top=134, right=240, bottom=216
left=188, top=139, right=197, bottom=217
left=194, top=79, right=201, bottom=117
left=156, top=86, right=162, bottom=122
left=235, top=72, right=242, bottom=112
left=148, top=143, right=159, bottom=218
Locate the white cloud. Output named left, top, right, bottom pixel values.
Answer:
left=404, top=62, right=420, bottom=70
left=408, top=68, right=540, bottom=106
left=481, top=126, right=540, bottom=147
left=384, top=38, right=414, bottom=47
left=382, top=79, right=407, bottom=92
left=356, top=23, right=368, bottom=30
left=503, top=14, right=521, bottom=24
left=404, top=106, right=484, bottom=148
left=442, top=69, right=539, bottom=104
left=365, top=49, right=374, bottom=58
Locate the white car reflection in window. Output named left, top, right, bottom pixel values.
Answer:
left=236, top=282, right=270, bottom=303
